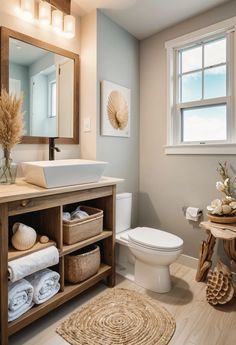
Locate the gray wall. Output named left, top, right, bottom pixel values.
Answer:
left=139, top=1, right=236, bottom=258
left=97, top=11, right=140, bottom=226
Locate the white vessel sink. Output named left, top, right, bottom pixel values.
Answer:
left=22, top=159, right=108, bottom=188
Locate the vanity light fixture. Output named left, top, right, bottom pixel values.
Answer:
left=52, top=9, right=63, bottom=33
left=39, top=1, right=51, bottom=26
left=20, top=0, right=35, bottom=20
left=64, top=15, right=76, bottom=38
left=18, top=0, right=76, bottom=39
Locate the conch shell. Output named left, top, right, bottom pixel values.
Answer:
left=107, top=91, right=128, bottom=130
left=11, top=223, right=37, bottom=251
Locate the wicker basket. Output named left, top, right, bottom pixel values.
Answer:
left=65, top=245, right=101, bottom=284
left=63, top=206, right=103, bottom=245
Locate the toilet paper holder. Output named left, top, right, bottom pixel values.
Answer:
left=182, top=206, right=203, bottom=220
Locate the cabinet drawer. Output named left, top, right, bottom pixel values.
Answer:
left=8, top=186, right=113, bottom=215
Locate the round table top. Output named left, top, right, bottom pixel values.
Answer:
left=200, top=221, right=236, bottom=240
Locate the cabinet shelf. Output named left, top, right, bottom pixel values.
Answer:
left=62, top=230, right=113, bottom=256
left=8, top=264, right=112, bottom=336
left=0, top=180, right=117, bottom=344
left=8, top=239, right=56, bottom=262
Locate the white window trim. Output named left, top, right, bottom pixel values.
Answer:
left=48, top=80, right=56, bottom=118
left=165, top=17, right=236, bottom=155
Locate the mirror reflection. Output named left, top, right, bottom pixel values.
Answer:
left=9, top=38, right=74, bottom=138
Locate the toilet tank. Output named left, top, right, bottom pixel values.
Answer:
left=116, top=193, right=132, bottom=233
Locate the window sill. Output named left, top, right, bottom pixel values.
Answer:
left=164, top=143, right=236, bottom=155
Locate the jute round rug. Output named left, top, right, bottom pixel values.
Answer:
left=57, top=288, right=176, bottom=345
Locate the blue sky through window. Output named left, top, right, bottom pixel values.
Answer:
left=182, top=105, right=227, bottom=142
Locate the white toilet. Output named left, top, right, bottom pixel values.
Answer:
left=116, top=193, right=183, bottom=293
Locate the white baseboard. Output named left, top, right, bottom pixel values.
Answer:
left=177, top=254, right=198, bottom=269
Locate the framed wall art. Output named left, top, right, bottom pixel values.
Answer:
left=101, top=80, right=131, bottom=137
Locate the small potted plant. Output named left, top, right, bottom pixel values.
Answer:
left=207, top=162, right=236, bottom=223
left=0, top=89, right=24, bottom=184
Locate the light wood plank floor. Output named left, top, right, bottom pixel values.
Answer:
left=9, top=263, right=236, bottom=345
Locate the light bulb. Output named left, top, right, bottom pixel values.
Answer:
left=52, top=9, right=63, bottom=33
left=20, top=0, right=35, bottom=20
left=64, top=15, right=76, bottom=38
left=39, top=1, right=51, bottom=26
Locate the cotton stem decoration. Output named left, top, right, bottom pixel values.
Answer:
left=207, top=162, right=236, bottom=217
left=0, top=89, right=24, bottom=184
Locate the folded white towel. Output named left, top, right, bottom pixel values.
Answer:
left=26, top=269, right=60, bottom=304
left=71, top=206, right=89, bottom=220
left=8, top=246, right=59, bottom=283
left=8, top=279, right=34, bottom=322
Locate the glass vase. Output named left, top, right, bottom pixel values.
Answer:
left=0, top=154, right=17, bottom=184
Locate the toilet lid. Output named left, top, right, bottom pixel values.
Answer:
left=128, top=227, right=183, bottom=251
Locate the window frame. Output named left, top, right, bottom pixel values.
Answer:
left=165, top=17, right=236, bottom=154
left=48, top=79, right=57, bottom=118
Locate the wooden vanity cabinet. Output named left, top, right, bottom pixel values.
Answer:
left=0, top=178, right=119, bottom=345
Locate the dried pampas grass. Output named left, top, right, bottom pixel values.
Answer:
left=0, top=89, right=24, bottom=153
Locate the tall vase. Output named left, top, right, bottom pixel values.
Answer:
left=0, top=149, right=17, bottom=184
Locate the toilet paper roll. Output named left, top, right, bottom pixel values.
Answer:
left=185, top=207, right=202, bottom=221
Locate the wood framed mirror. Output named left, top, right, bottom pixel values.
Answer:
left=0, top=27, right=79, bottom=144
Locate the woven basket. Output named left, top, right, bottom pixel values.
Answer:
left=65, top=245, right=101, bottom=284
left=63, top=206, right=103, bottom=245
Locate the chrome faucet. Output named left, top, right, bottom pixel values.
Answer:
left=49, top=137, right=61, bottom=160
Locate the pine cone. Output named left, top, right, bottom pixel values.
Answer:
left=206, top=261, right=234, bottom=305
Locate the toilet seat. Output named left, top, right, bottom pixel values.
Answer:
left=128, top=227, right=183, bottom=252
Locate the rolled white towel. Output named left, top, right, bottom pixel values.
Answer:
left=8, top=246, right=59, bottom=283
left=8, top=279, right=34, bottom=322
left=26, top=269, right=60, bottom=304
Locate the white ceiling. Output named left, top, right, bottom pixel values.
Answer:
left=10, top=39, right=49, bottom=66
left=73, top=0, right=231, bottom=39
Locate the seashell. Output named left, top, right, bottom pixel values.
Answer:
left=211, top=205, right=223, bottom=215
left=222, top=205, right=232, bottom=215
left=207, top=205, right=214, bottom=212
left=107, top=91, right=128, bottom=130
left=229, top=201, right=236, bottom=209
left=211, top=199, right=222, bottom=208
left=11, top=223, right=37, bottom=251
left=40, top=235, right=49, bottom=244
left=222, top=198, right=231, bottom=205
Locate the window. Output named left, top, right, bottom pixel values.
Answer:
left=48, top=80, right=57, bottom=118
left=178, top=36, right=228, bottom=143
left=165, top=18, right=236, bottom=154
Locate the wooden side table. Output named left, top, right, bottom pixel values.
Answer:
left=196, top=221, right=236, bottom=282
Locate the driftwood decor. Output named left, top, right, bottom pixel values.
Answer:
left=196, top=231, right=216, bottom=282
left=206, top=261, right=234, bottom=305
left=196, top=221, right=236, bottom=282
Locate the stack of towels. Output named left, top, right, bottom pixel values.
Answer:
left=8, top=246, right=60, bottom=322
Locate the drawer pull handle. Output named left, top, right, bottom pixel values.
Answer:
left=21, top=200, right=29, bottom=207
